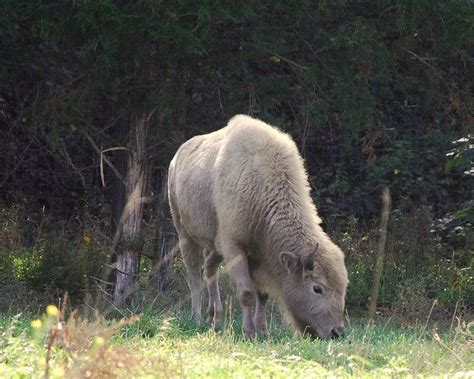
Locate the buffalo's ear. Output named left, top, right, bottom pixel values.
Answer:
left=279, top=251, right=301, bottom=274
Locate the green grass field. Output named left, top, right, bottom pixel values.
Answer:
left=1, top=305, right=473, bottom=378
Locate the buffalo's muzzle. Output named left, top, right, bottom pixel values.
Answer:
left=330, top=324, right=345, bottom=339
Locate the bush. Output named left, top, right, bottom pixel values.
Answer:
left=0, top=205, right=108, bottom=307
left=332, top=206, right=472, bottom=313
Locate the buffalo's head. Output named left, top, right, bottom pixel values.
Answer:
left=279, top=243, right=348, bottom=339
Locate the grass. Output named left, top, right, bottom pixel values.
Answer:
left=1, top=305, right=473, bottom=378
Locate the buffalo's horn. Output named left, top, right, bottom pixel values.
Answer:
left=304, top=243, right=319, bottom=269
left=308, top=243, right=319, bottom=260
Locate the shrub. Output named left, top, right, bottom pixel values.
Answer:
left=0, top=205, right=108, bottom=306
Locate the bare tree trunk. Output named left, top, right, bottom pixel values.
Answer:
left=149, top=174, right=177, bottom=293
left=113, top=115, right=149, bottom=305
left=369, top=187, right=391, bottom=318
left=106, top=120, right=128, bottom=295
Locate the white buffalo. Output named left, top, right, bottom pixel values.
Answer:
left=168, top=115, right=348, bottom=339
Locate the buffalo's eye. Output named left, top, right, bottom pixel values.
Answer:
left=313, top=285, right=323, bottom=295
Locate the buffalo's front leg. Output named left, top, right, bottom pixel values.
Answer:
left=254, top=292, right=269, bottom=338
left=219, top=240, right=256, bottom=338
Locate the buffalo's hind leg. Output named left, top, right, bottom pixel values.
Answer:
left=254, top=292, right=269, bottom=338
left=179, top=232, right=203, bottom=323
left=204, top=250, right=224, bottom=328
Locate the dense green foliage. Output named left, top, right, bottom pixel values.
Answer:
left=1, top=1, right=473, bottom=310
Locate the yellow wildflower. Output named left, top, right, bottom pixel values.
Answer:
left=83, top=235, right=92, bottom=244
left=95, top=336, right=106, bottom=346
left=51, top=366, right=65, bottom=378
left=31, top=319, right=42, bottom=329
left=46, top=304, right=59, bottom=317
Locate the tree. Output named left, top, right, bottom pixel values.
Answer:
left=112, top=115, right=150, bottom=304
left=1, top=0, right=472, bottom=309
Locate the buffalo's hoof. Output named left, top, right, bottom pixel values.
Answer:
left=243, top=327, right=257, bottom=339
left=257, top=328, right=269, bottom=339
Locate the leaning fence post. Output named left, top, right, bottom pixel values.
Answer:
left=369, top=186, right=391, bottom=318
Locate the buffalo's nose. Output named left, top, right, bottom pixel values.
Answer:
left=330, top=325, right=345, bottom=339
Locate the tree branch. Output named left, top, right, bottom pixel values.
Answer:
left=82, top=130, right=126, bottom=184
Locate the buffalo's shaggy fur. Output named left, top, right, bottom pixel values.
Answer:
left=168, top=115, right=348, bottom=338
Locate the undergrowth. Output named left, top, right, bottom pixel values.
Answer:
left=1, top=203, right=472, bottom=316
